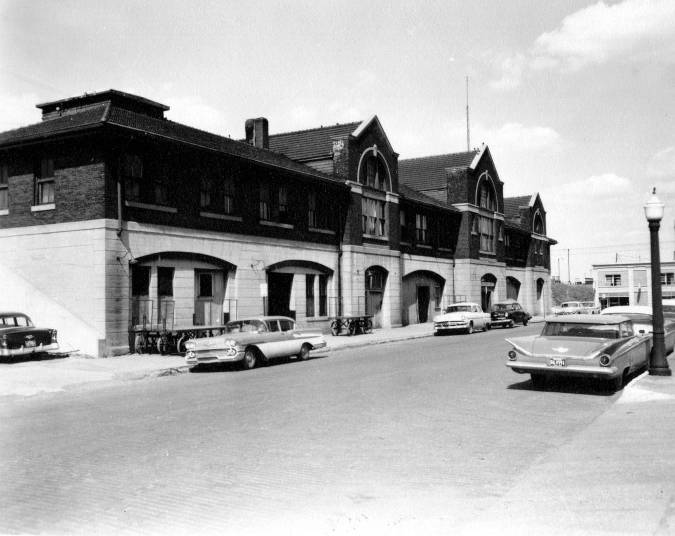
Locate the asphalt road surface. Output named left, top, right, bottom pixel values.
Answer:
left=0, top=325, right=621, bottom=535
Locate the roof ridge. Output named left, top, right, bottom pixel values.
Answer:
left=399, top=150, right=478, bottom=163
left=269, top=121, right=362, bottom=138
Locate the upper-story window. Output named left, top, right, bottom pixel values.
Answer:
left=34, top=158, right=55, bottom=206
left=308, top=190, right=333, bottom=231
left=533, top=211, right=545, bottom=235
left=123, top=154, right=144, bottom=203
left=415, top=213, right=429, bottom=244
left=259, top=182, right=289, bottom=224
left=200, top=178, right=213, bottom=209
left=0, top=163, right=8, bottom=211
left=476, top=173, right=497, bottom=253
left=661, top=273, right=675, bottom=286
left=605, top=274, right=621, bottom=287
left=479, top=216, right=495, bottom=252
left=201, top=175, right=236, bottom=215
left=400, top=209, right=411, bottom=243
left=362, top=197, right=387, bottom=237
left=359, top=150, right=389, bottom=191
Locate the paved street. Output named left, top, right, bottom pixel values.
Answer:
left=1, top=326, right=621, bottom=535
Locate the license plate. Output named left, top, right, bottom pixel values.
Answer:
left=549, top=357, right=565, bottom=367
left=25, top=340, right=36, bottom=348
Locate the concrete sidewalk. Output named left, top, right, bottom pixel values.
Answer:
left=0, top=322, right=435, bottom=397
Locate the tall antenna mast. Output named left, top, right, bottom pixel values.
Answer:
left=466, top=75, right=470, bottom=151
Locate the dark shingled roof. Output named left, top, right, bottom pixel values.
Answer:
left=0, top=99, right=346, bottom=187
left=268, top=122, right=361, bottom=162
left=398, top=151, right=478, bottom=191
left=503, top=195, right=531, bottom=220
left=399, top=184, right=459, bottom=212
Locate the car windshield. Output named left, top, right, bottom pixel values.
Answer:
left=603, top=312, right=652, bottom=325
left=225, top=320, right=266, bottom=333
left=0, top=314, right=32, bottom=327
left=446, top=305, right=472, bottom=313
left=492, top=304, right=509, bottom=312
left=542, top=322, right=621, bottom=339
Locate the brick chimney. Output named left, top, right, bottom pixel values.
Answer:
left=245, top=117, right=269, bottom=149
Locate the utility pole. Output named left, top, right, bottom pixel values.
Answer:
left=567, top=249, right=571, bottom=284
left=466, top=76, right=470, bottom=152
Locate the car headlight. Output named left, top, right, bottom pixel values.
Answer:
left=225, top=339, right=236, bottom=347
left=508, top=350, right=517, bottom=361
left=599, top=354, right=611, bottom=366
left=184, top=340, right=196, bottom=350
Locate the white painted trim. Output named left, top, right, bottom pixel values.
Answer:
left=31, top=203, right=55, bottom=212
left=356, top=145, right=393, bottom=192
left=0, top=209, right=8, bottom=216
left=308, top=227, right=336, bottom=235
left=474, top=171, right=497, bottom=209
left=125, top=201, right=178, bottom=214
left=260, top=220, right=294, bottom=230
left=385, top=192, right=399, bottom=204
left=348, top=182, right=363, bottom=195
left=469, top=144, right=486, bottom=170
left=199, top=211, right=243, bottom=222
left=352, top=115, right=395, bottom=154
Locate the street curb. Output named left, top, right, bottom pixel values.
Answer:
left=328, top=332, right=434, bottom=353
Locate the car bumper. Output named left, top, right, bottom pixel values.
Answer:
left=185, top=349, right=244, bottom=365
left=505, top=360, right=619, bottom=379
left=0, top=343, right=59, bottom=357
left=312, top=341, right=328, bottom=350
left=434, top=322, right=468, bottom=331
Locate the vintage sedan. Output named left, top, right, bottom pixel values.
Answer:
left=184, top=316, right=328, bottom=369
left=505, top=314, right=650, bottom=391
left=490, top=299, right=531, bottom=328
left=433, top=302, right=491, bottom=335
left=600, top=305, right=675, bottom=354
left=551, top=301, right=586, bottom=315
left=0, top=312, right=59, bottom=360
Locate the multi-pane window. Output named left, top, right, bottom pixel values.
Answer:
left=479, top=216, right=495, bottom=252
left=661, top=273, right=675, bottom=286
left=259, top=183, right=289, bottom=223
left=605, top=274, right=621, bottom=287
left=359, top=153, right=388, bottom=191
left=306, top=274, right=315, bottom=317
left=35, top=158, right=55, bottom=205
left=200, top=178, right=213, bottom=208
left=153, top=175, right=170, bottom=206
left=362, top=197, right=387, bottom=237
left=223, top=177, right=235, bottom=214
left=478, top=180, right=496, bottom=211
left=0, top=163, right=8, bottom=210
left=319, top=275, right=327, bottom=316
left=123, top=154, right=143, bottom=202
left=415, top=213, right=428, bottom=244
left=533, top=213, right=544, bottom=234
left=400, top=209, right=411, bottom=243
left=308, top=190, right=334, bottom=230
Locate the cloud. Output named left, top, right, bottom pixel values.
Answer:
left=477, top=122, right=561, bottom=153
left=0, top=92, right=41, bottom=130
left=647, top=147, right=675, bottom=181
left=163, top=95, right=228, bottom=136
left=491, top=0, right=675, bottom=89
left=556, top=172, right=633, bottom=200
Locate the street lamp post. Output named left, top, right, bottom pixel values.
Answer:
left=644, top=188, right=671, bottom=376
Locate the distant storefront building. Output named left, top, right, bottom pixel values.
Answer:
left=592, top=261, right=675, bottom=308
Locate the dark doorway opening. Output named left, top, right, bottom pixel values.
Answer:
left=268, top=272, right=295, bottom=318
left=417, top=286, right=430, bottom=323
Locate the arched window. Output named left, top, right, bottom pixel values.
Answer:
left=476, top=174, right=497, bottom=211
left=475, top=174, right=498, bottom=253
left=358, top=147, right=390, bottom=192
left=533, top=211, right=545, bottom=235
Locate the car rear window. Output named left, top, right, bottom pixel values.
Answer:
left=542, top=322, right=621, bottom=339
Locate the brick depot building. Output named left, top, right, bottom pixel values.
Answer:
left=0, top=90, right=555, bottom=356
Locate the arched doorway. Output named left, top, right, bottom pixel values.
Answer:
left=506, top=276, right=521, bottom=301
left=536, top=278, right=545, bottom=315
left=266, top=260, right=333, bottom=320
left=481, top=273, right=497, bottom=312
left=365, top=266, right=388, bottom=328
left=401, top=271, right=445, bottom=325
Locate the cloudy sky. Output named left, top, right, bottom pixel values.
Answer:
left=1, top=0, right=674, bottom=281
